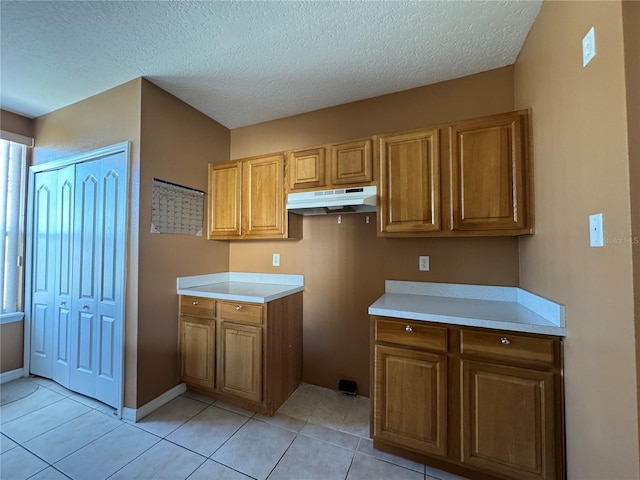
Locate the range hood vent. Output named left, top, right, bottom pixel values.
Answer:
left=286, top=186, right=377, bottom=216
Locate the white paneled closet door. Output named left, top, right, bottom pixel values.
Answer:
left=69, top=152, right=127, bottom=407
left=28, top=143, right=128, bottom=410
left=52, top=166, right=75, bottom=388
left=30, top=169, right=59, bottom=379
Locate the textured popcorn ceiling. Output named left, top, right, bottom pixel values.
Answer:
left=0, top=1, right=541, bottom=129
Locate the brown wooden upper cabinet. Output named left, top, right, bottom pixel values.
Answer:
left=378, top=110, right=532, bottom=237
left=208, top=154, right=301, bottom=240
left=450, top=110, right=531, bottom=234
left=286, top=138, right=375, bottom=192
left=378, top=128, right=441, bottom=235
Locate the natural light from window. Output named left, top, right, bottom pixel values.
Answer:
left=1, top=139, right=26, bottom=316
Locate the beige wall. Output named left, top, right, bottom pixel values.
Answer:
left=622, top=0, right=640, bottom=456
left=0, top=322, right=24, bottom=373
left=1, top=109, right=34, bottom=139
left=137, top=79, right=230, bottom=406
left=33, top=79, right=142, bottom=408
left=229, top=67, right=520, bottom=394
left=514, top=1, right=639, bottom=478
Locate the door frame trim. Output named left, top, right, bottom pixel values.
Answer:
left=24, top=141, right=130, bottom=418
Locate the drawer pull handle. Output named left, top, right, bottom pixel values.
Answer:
left=192, top=301, right=199, bottom=305
left=405, top=325, right=413, bottom=333
left=236, top=305, right=243, bottom=311
left=501, top=337, right=511, bottom=345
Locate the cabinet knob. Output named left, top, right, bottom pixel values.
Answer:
left=236, top=305, right=243, bottom=311
left=82, top=304, right=89, bottom=310
left=500, top=337, right=511, bottom=345
left=192, top=300, right=199, bottom=305
left=61, top=301, right=66, bottom=307
left=405, top=325, right=413, bottom=333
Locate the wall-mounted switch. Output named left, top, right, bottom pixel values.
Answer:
left=589, top=213, right=604, bottom=247
left=583, top=26, right=596, bottom=67
left=419, top=256, right=430, bottom=271
left=273, top=253, right=280, bottom=266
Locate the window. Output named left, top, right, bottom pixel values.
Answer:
left=1, top=139, right=26, bottom=318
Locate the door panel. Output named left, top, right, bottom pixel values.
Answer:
left=30, top=170, right=58, bottom=378
left=52, top=166, right=74, bottom=387
left=94, top=154, right=127, bottom=408
left=374, top=344, right=447, bottom=456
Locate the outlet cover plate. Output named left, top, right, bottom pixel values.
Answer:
left=419, top=256, right=430, bottom=271
left=272, top=253, right=280, bottom=266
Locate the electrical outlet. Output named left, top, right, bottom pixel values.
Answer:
left=273, top=253, right=280, bottom=267
left=589, top=214, right=604, bottom=247
left=583, top=26, right=596, bottom=67
left=419, top=256, right=430, bottom=271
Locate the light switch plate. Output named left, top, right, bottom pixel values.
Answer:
left=589, top=213, right=604, bottom=247
left=583, top=26, right=596, bottom=67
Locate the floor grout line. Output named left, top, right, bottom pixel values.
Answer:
left=1, top=378, right=458, bottom=480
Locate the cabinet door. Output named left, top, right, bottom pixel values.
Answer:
left=179, top=316, right=215, bottom=389
left=374, top=345, right=447, bottom=456
left=460, top=360, right=556, bottom=480
left=243, top=154, right=285, bottom=238
left=378, top=129, right=441, bottom=234
left=450, top=111, right=529, bottom=232
left=208, top=162, right=242, bottom=239
left=287, top=148, right=326, bottom=191
left=219, top=322, right=262, bottom=402
left=330, top=139, right=373, bottom=186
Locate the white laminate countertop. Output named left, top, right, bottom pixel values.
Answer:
left=176, top=273, right=304, bottom=304
left=368, top=281, right=565, bottom=336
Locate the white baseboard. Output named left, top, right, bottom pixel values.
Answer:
left=122, top=383, right=187, bottom=422
left=0, top=368, right=25, bottom=384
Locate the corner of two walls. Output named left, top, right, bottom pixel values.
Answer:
left=514, top=1, right=639, bottom=478
left=136, top=79, right=230, bottom=406
left=228, top=66, right=520, bottom=395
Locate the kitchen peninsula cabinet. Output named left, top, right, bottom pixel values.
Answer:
left=176, top=274, right=304, bottom=415
left=369, top=281, right=565, bottom=480
left=372, top=317, right=563, bottom=480
left=208, top=154, right=302, bottom=240
left=286, top=137, right=375, bottom=192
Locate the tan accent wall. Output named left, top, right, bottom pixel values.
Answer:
left=137, top=79, right=230, bottom=406
left=0, top=322, right=24, bottom=373
left=229, top=67, right=520, bottom=394
left=514, top=2, right=639, bottom=478
left=622, top=0, right=640, bottom=464
left=33, top=78, right=142, bottom=408
left=1, top=109, right=34, bottom=139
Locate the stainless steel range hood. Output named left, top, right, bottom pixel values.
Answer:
left=286, top=186, right=377, bottom=216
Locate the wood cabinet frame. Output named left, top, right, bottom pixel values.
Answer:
left=178, top=293, right=303, bottom=416
left=371, top=316, right=565, bottom=480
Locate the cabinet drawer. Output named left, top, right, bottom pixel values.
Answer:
left=180, top=296, right=215, bottom=318
left=219, top=302, right=263, bottom=325
left=460, top=329, right=556, bottom=367
left=375, top=319, right=447, bottom=352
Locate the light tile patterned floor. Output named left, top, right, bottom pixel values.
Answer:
left=0, top=377, right=470, bottom=480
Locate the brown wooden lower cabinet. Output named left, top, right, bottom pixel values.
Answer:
left=178, top=293, right=303, bottom=415
left=371, top=316, right=565, bottom=480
